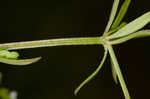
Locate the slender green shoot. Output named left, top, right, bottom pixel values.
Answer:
left=0, top=37, right=102, bottom=50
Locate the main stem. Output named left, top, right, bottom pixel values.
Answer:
left=107, top=44, right=130, bottom=99
left=0, top=37, right=102, bottom=50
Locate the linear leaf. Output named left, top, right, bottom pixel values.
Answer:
left=104, top=0, right=120, bottom=34
left=111, top=58, right=118, bottom=84
left=0, top=57, right=41, bottom=65
left=108, top=45, right=131, bottom=99
left=111, top=0, right=131, bottom=29
left=74, top=49, right=108, bottom=95
left=110, top=30, right=150, bottom=45
left=108, top=11, right=150, bottom=39
left=107, top=22, right=127, bottom=35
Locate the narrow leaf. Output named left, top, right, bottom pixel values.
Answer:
left=108, top=11, right=150, bottom=39
left=107, top=22, right=127, bottom=35
left=104, top=0, right=120, bottom=34
left=74, top=49, right=108, bottom=95
left=0, top=57, right=41, bottom=65
left=111, top=58, right=118, bottom=84
left=110, top=30, right=150, bottom=45
left=108, top=45, right=131, bottom=99
left=111, top=0, right=131, bottom=29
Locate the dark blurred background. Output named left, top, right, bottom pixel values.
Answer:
left=0, top=0, right=150, bottom=99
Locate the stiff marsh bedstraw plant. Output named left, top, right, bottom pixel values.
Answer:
left=0, top=0, right=150, bottom=98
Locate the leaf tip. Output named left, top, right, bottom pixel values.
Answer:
left=74, top=88, right=79, bottom=96
left=32, top=56, right=42, bottom=63
left=25, top=56, right=42, bottom=65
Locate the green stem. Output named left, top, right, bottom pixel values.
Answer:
left=107, top=44, right=130, bottom=99
left=0, top=37, right=102, bottom=50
